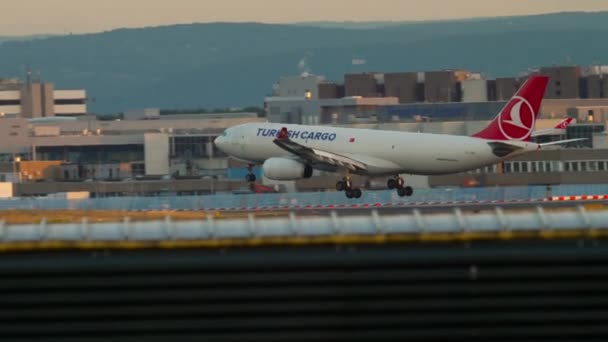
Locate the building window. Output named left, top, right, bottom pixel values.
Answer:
left=589, top=161, right=598, bottom=172
left=521, top=162, right=528, bottom=173
left=564, top=162, right=570, bottom=172
left=504, top=163, right=512, bottom=173
left=55, top=99, right=86, bottom=105
left=531, top=162, right=538, bottom=173
left=131, top=163, right=145, bottom=176
left=600, top=161, right=606, bottom=171
left=0, top=100, right=20, bottom=105
left=572, top=162, right=579, bottom=172
left=513, top=162, right=520, bottom=173
left=173, top=136, right=208, bottom=158
left=554, top=161, right=563, bottom=172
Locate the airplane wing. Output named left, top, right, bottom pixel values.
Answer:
left=538, top=138, right=587, bottom=147
left=487, top=141, right=525, bottom=157
left=272, top=128, right=368, bottom=172
left=488, top=138, right=587, bottom=157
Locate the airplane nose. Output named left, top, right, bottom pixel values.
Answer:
left=214, top=135, right=229, bottom=153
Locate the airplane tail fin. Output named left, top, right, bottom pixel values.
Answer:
left=472, top=75, right=549, bottom=142
left=554, top=117, right=575, bottom=129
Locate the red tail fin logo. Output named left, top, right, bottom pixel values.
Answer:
left=472, top=75, right=549, bottom=142
left=555, top=117, right=574, bottom=129
left=498, top=96, right=535, bottom=141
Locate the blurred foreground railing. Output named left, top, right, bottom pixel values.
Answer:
left=1, top=205, right=607, bottom=245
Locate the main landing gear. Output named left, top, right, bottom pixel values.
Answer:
left=245, top=164, right=256, bottom=182
left=336, top=177, right=362, bottom=199
left=387, top=175, right=413, bottom=197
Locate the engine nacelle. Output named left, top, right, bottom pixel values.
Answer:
left=262, top=158, right=313, bottom=180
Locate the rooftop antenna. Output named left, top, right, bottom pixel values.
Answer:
left=25, top=65, right=32, bottom=86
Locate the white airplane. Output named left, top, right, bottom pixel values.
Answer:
left=531, top=117, right=575, bottom=137
left=214, top=75, right=582, bottom=198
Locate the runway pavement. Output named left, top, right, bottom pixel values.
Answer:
left=200, top=197, right=607, bottom=216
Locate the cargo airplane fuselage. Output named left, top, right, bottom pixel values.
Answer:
left=217, top=123, right=538, bottom=176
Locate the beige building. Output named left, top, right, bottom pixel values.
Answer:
left=0, top=79, right=86, bottom=118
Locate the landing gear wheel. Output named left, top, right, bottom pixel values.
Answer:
left=397, top=187, right=407, bottom=197
left=336, top=177, right=352, bottom=192
left=387, top=176, right=404, bottom=190
left=336, top=180, right=345, bottom=191
left=345, top=189, right=354, bottom=199
left=397, top=186, right=413, bottom=197
left=345, top=188, right=362, bottom=199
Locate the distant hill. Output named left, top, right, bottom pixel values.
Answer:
left=0, top=12, right=607, bottom=113
left=0, top=35, right=55, bottom=45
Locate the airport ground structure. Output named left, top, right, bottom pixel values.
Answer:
left=1, top=65, right=608, bottom=197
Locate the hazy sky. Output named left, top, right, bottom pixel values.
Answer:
left=3, top=0, right=608, bottom=36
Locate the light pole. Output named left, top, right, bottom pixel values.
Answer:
left=209, top=138, right=214, bottom=195
left=12, top=155, right=21, bottom=183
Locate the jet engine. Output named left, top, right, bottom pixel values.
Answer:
left=262, top=158, right=313, bottom=180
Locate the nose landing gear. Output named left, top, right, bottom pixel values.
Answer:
left=245, top=164, right=256, bottom=182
